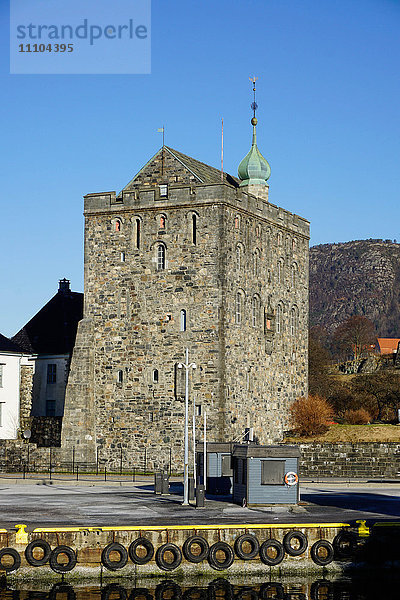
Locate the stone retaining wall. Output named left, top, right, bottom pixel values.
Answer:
left=298, top=442, right=400, bottom=478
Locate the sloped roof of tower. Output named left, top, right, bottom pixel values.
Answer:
left=120, top=146, right=240, bottom=193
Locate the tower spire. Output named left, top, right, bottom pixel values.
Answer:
left=238, top=77, right=271, bottom=194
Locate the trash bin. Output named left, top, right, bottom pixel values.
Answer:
left=196, top=484, right=205, bottom=508
left=161, top=472, right=169, bottom=495
left=154, top=472, right=162, bottom=495
left=188, top=477, right=195, bottom=502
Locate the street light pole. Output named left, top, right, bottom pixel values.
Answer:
left=178, top=348, right=196, bottom=506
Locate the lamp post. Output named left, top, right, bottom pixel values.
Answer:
left=178, top=348, right=196, bottom=506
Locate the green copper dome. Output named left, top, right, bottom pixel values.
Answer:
left=238, top=117, right=271, bottom=187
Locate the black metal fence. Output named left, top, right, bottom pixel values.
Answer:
left=0, top=443, right=176, bottom=479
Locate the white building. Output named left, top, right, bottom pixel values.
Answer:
left=0, top=334, right=34, bottom=439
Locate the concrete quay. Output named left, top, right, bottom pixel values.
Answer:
left=0, top=476, right=399, bottom=581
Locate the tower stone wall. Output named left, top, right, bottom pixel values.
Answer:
left=61, top=146, right=309, bottom=469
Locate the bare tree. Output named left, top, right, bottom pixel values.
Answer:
left=333, top=316, right=376, bottom=360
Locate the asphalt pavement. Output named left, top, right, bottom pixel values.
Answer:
left=1, top=475, right=400, bottom=529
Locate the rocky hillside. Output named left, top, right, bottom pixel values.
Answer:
left=310, top=239, right=400, bottom=336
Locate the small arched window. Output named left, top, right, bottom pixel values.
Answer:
left=117, top=370, right=123, bottom=383
left=153, top=369, right=159, bottom=383
left=253, top=249, right=260, bottom=277
left=234, top=215, right=240, bottom=230
left=121, top=252, right=126, bottom=262
left=180, top=309, right=187, bottom=332
left=192, top=214, right=197, bottom=245
left=159, top=215, right=166, bottom=229
left=235, top=292, right=244, bottom=325
left=291, top=307, right=298, bottom=336
left=276, top=304, right=282, bottom=334
left=278, top=260, right=283, bottom=284
left=135, top=218, right=141, bottom=249
left=115, top=219, right=121, bottom=232
left=292, top=238, right=297, bottom=252
left=255, top=225, right=261, bottom=238
left=291, top=263, right=297, bottom=288
left=277, top=232, right=282, bottom=246
left=236, top=244, right=242, bottom=271
left=157, top=244, right=166, bottom=270
left=252, top=296, right=260, bottom=328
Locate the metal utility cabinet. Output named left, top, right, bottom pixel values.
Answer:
left=232, top=444, right=300, bottom=506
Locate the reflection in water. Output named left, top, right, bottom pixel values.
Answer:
left=0, top=575, right=399, bottom=600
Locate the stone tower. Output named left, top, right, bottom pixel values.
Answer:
left=61, top=117, right=310, bottom=469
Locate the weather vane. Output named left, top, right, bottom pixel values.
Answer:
left=249, top=76, right=258, bottom=120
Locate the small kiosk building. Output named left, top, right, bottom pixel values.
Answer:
left=232, top=444, right=300, bottom=506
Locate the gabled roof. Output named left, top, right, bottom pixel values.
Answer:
left=377, top=338, right=400, bottom=355
left=165, top=147, right=240, bottom=186
left=121, top=146, right=240, bottom=192
left=0, top=333, right=26, bottom=354
left=12, top=283, right=83, bottom=355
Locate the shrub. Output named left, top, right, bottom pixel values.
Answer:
left=343, top=408, right=371, bottom=425
left=290, top=395, right=334, bottom=437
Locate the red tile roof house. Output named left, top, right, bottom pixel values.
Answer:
left=376, top=338, right=400, bottom=355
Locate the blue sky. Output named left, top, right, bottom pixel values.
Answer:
left=1, top=0, right=399, bottom=336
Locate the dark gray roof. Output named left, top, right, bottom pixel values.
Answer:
left=232, top=444, right=301, bottom=459
left=0, top=333, right=26, bottom=354
left=12, top=286, right=83, bottom=355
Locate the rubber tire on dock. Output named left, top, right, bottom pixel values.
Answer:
left=101, top=583, right=128, bottom=600
left=128, top=537, right=154, bottom=565
left=283, top=531, right=308, bottom=556
left=49, top=583, right=77, bottom=600
left=25, top=539, right=51, bottom=567
left=208, top=542, right=235, bottom=571
left=233, top=534, right=259, bottom=560
left=182, top=536, right=209, bottom=563
left=310, top=540, right=335, bottom=566
left=333, top=530, right=357, bottom=560
left=155, top=579, right=182, bottom=600
left=259, top=539, right=285, bottom=566
left=49, top=545, right=77, bottom=574
left=259, top=583, right=285, bottom=600
left=155, top=544, right=182, bottom=571
left=0, top=548, right=21, bottom=573
left=101, top=543, right=128, bottom=571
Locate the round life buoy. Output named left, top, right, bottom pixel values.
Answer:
left=155, top=543, right=182, bottom=571
left=259, top=539, right=285, bottom=566
left=25, top=539, right=51, bottom=566
left=101, top=542, right=128, bottom=571
left=284, top=471, right=299, bottom=486
left=0, top=548, right=21, bottom=573
left=233, top=534, right=259, bottom=560
left=208, top=542, right=234, bottom=571
left=283, top=531, right=308, bottom=556
left=128, top=537, right=154, bottom=565
left=49, top=545, right=77, bottom=573
left=310, top=540, right=335, bottom=566
left=182, top=536, right=209, bottom=563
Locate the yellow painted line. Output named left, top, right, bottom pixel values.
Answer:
left=33, top=522, right=350, bottom=534
left=373, top=522, right=400, bottom=527
left=0, top=529, right=7, bottom=534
